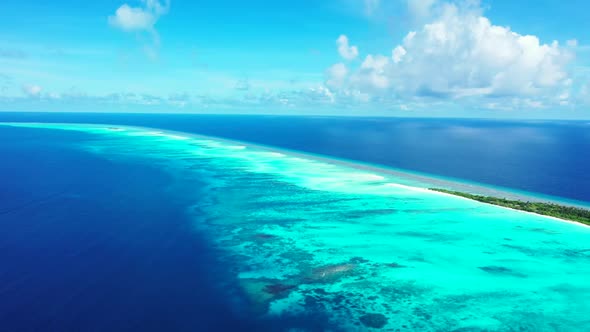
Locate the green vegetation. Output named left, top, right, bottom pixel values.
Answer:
left=429, top=188, right=590, bottom=226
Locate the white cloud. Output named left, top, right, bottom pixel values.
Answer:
left=304, top=86, right=335, bottom=104
left=108, top=0, right=170, bottom=52
left=22, top=84, right=42, bottom=97
left=325, top=63, right=349, bottom=88
left=392, top=46, right=406, bottom=63
left=328, top=1, right=574, bottom=107
left=336, top=35, right=359, bottom=60
left=392, top=3, right=572, bottom=98
left=407, top=0, right=437, bottom=20
left=352, top=54, right=390, bottom=90
left=108, top=4, right=157, bottom=31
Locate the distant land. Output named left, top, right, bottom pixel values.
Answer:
left=430, top=188, right=590, bottom=226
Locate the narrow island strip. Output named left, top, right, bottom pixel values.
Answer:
left=430, top=188, right=590, bottom=226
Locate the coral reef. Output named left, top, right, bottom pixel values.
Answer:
left=359, top=313, right=388, bottom=329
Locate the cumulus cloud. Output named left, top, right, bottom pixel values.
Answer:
left=337, top=35, right=359, bottom=60
left=109, top=0, right=170, bottom=55
left=391, top=3, right=572, bottom=98
left=109, top=0, right=169, bottom=32
left=352, top=55, right=390, bottom=90
left=109, top=5, right=156, bottom=31
left=392, top=46, right=406, bottom=63
left=327, top=1, right=574, bottom=107
left=407, top=0, right=437, bottom=21
left=22, top=84, right=42, bottom=97
left=326, top=63, right=349, bottom=88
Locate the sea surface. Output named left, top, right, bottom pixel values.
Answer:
left=1, top=115, right=590, bottom=331
left=1, top=113, right=589, bottom=203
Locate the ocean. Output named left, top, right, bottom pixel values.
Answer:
left=0, top=125, right=260, bottom=331
left=1, top=113, right=589, bottom=203
left=1, top=115, right=590, bottom=331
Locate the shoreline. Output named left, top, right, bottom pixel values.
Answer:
left=383, top=181, right=590, bottom=228
left=428, top=188, right=590, bottom=229
left=2, top=121, right=590, bottom=228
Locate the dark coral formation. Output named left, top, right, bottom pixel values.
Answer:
left=254, top=233, right=277, bottom=240
left=479, top=266, right=527, bottom=278
left=479, top=266, right=512, bottom=274
left=359, top=313, right=388, bottom=329
left=264, top=283, right=297, bottom=295
left=349, top=256, right=369, bottom=264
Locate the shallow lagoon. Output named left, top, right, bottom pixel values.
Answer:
left=2, top=122, right=590, bottom=331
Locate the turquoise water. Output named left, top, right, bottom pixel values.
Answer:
left=3, top=122, right=590, bottom=331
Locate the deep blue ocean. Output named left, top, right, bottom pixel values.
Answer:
left=0, top=126, right=270, bottom=331
left=1, top=113, right=589, bottom=331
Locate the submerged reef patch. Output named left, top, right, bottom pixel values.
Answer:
left=478, top=266, right=527, bottom=278
left=359, top=313, right=388, bottom=329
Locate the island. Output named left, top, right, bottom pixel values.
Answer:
left=429, top=188, right=590, bottom=226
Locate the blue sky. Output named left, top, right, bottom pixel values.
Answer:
left=0, top=0, right=589, bottom=118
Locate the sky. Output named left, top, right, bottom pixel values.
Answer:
left=0, top=0, right=589, bottom=118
